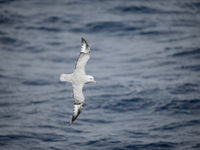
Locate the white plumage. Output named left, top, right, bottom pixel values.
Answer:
left=60, top=38, right=96, bottom=125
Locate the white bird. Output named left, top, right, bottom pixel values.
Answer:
left=60, top=38, right=96, bottom=125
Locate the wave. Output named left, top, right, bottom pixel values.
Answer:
left=156, top=99, right=200, bottom=114
left=0, top=36, right=17, bottom=45
left=180, top=65, right=200, bottom=72
left=102, top=97, right=153, bottom=113
left=153, top=119, right=200, bottom=131
left=123, top=142, right=176, bottom=149
left=44, top=16, right=71, bottom=24
left=0, top=0, right=15, bottom=4
left=138, top=30, right=181, bottom=36
left=22, top=79, right=52, bottom=86
left=0, top=36, right=26, bottom=51
left=69, top=21, right=143, bottom=34
left=113, top=6, right=162, bottom=14
left=111, top=5, right=186, bottom=15
left=172, top=47, right=200, bottom=57
left=22, top=26, right=63, bottom=32
left=168, top=83, right=199, bottom=95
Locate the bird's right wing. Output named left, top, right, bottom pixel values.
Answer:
left=69, top=84, right=84, bottom=125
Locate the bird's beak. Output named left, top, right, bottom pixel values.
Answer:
left=93, top=80, right=96, bottom=83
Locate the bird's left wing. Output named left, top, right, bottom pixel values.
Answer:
left=74, top=38, right=90, bottom=74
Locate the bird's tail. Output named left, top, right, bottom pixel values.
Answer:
left=60, top=74, right=72, bottom=83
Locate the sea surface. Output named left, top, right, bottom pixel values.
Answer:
left=0, top=0, right=200, bottom=150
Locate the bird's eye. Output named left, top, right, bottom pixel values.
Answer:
left=90, top=78, right=92, bottom=80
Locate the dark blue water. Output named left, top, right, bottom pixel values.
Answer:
left=0, top=0, right=200, bottom=149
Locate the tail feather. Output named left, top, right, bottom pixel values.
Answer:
left=60, top=74, right=72, bottom=82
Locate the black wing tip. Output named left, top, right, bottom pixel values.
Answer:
left=81, top=37, right=86, bottom=42
left=68, top=121, right=73, bottom=126
left=67, top=115, right=78, bottom=126
left=68, top=103, right=83, bottom=126
left=81, top=37, right=88, bottom=46
left=68, top=116, right=76, bottom=126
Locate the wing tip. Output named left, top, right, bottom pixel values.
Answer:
left=81, top=37, right=87, bottom=43
left=68, top=121, right=73, bottom=126
left=68, top=103, right=83, bottom=125
left=81, top=37, right=90, bottom=53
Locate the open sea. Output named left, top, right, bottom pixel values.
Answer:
left=0, top=0, right=200, bottom=149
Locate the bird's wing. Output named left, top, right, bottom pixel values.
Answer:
left=69, top=83, right=84, bottom=125
left=74, top=38, right=90, bottom=74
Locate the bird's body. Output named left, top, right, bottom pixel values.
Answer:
left=60, top=38, right=95, bottom=125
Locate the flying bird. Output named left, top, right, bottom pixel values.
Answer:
left=60, top=38, right=96, bottom=125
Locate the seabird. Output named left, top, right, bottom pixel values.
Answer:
left=60, top=38, right=96, bottom=125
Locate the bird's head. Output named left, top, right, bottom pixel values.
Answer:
left=86, top=75, right=96, bottom=83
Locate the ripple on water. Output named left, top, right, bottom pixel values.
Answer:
left=153, top=119, right=200, bottom=131
left=69, top=21, right=143, bottom=34
left=102, top=97, right=154, bottom=113
left=156, top=99, right=200, bottom=114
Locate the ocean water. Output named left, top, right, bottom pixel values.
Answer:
left=0, top=0, right=200, bottom=149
